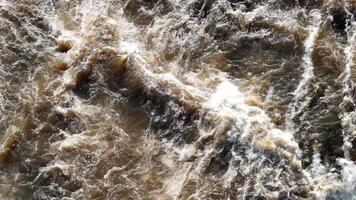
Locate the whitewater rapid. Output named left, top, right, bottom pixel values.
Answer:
left=0, top=0, right=355, bottom=199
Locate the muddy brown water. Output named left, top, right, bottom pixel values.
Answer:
left=0, top=0, right=356, bottom=199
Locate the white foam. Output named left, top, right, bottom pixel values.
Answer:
left=338, top=158, right=356, bottom=193
left=293, top=10, right=322, bottom=104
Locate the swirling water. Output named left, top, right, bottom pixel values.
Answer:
left=0, top=0, right=355, bottom=199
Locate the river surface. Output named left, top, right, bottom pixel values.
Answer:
left=0, top=0, right=355, bottom=199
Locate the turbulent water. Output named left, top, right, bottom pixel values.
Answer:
left=0, top=0, right=355, bottom=199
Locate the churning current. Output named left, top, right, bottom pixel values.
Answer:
left=0, top=0, right=355, bottom=199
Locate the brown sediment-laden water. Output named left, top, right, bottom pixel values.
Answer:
left=0, top=0, right=355, bottom=199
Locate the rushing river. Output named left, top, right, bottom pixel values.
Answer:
left=0, top=0, right=355, bottom=199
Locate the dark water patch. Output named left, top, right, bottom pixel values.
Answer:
left=147, top=96, right=200, bottom=145
left=330, top=7, right=353, bottom=36
left=295, top=91, right=344, bottom=167
left=206, top=140, right=234, bottom=174
left=228, top=0, right=262, bottom=12
left=124, top=0, right=173, bottom=25
left=72, top=69, right=96, bottom=99
left=297, top=0, right=323, bottom=9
